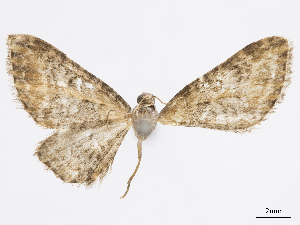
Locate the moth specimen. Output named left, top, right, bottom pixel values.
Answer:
left=7, top=35, right=292, bottom=198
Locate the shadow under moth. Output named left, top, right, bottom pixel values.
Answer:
left=7, top=35, right=292, bottom=198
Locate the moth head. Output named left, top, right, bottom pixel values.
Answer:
left=137, top=92, right=155, bottom=105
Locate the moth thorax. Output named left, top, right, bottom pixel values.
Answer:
left=132, top=93, right=158, bottom=140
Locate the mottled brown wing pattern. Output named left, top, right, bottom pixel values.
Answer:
left=36, top=120, right=132, bottom=185
left=159, top=36, right=292, bottom=131
left=7, top=34, right=130, bottom=129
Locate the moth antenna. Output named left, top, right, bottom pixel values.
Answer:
left=121, top=139, right=143, bottom=198
left=153, top=96, right=167, bottom=105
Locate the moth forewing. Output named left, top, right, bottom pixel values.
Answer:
left=158, top=36, right=292, bottom=132
left=7, top=34, right=131, bottom=129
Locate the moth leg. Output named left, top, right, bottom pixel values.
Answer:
left=120, top=139, right=143, bottom=198
left=106, top=110, right=129, bottom=125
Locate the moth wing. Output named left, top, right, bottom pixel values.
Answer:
left=159, top=36, right=292, bottom=131
left=36, top=120, right=132, bottom=185
left=7, top=34, right=130, bottom=129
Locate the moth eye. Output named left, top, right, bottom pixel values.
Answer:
left=137, top=93, right=145, bottom=103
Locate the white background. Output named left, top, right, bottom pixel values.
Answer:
left=0, top=1, right=300, bottom=224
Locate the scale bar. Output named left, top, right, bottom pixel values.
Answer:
left=256, top=217, right=291, bottom=218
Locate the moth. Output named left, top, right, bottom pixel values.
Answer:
left=7, top=35, right=292, bottom=198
